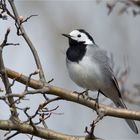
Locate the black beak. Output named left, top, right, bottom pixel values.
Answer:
left=62, top=33, right=71, bottom=38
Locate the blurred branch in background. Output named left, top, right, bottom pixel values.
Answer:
left=118, top=68, right=140, bottom=106
left=109, top=52, right=140, bottom=106
left=0, top=28, right=19, bottom=119
left=98, top=0, right=140, bottom=16
left=0, top=0, right=140, bottom=140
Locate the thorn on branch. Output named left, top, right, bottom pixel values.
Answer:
left=6, top=73, right=22, bottom=95
left=40, top=97, right=62, bottom=109
left=85, top=109, right=105, bottom=139
left=85, top=120, right=95, bottom=138
left=4, top=43, right=20, bottom=46
left=85, top=102, right=106, bottom=138
left=43, top=94, right=49, bottom=101
left=15, top=14, right=38, bottom=36
left=47, top=78, right=54, bottom=83
left=1, top=28, right=19, bottom=48
left=25, top=70, right=39, bottom=91
left=24, top=107, right=38, bottom=131
left=18, top=14, right=38, bottom=24
left=1, top=28, right=10, bottom=47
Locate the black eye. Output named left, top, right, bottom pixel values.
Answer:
left=77, top=34, right=81, bottom=37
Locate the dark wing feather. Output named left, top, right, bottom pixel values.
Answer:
left=89, top=46, right=122, bottom=98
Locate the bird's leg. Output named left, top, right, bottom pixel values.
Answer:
left=94, top=90, right=101, bottom=110
left=95, top=90, right=100, bottom=104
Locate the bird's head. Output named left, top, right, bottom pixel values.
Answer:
left=62, top=29, right=95, bottom=45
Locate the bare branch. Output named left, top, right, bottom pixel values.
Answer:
left=19, top=14, right=38, bottom=24
left=25, top=69, right=39, bottom=91
left=85, top=120, right=96, bottom=139
left=5, top=67, right=140, bottom=121
left=8, top=0, right=46, bottom=82
left=1, top=27, right=19, bottom=48
left=7, top=73, right=22, bottom=95
left=105, top=0, right=140, bottom=16
left=1, top=28, right=11, bottom=47
left=0, top=0, right=15, bottom=19
left=0, top=120, right=102, bottom=140
left=0, top=29, right=18, bottom=118
left=0, top=1, right=139, bottom=139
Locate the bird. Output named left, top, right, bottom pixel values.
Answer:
left=62, top=29, right=138, bottom=134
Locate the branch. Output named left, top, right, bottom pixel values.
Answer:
left=5, top=67, right=140, bottom=121
left=8, top=0, right=46, bottom=82
left=123, top=91, right=140, bottom=106
left=0, top=29, right=18, bottom=118
left=0, top=120, right=102, bottom=140
left=116, top=67, right=140, bottom=106
left=4, top=132, right=19, bottom=140
left=106, top=0, right=140, bottom=16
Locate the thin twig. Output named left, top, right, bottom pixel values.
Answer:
left=8, top=0, right=46, bottom=82
left=1, top=27, right=19, bottom=47
left=0, top=29, right=18, bottom=118
left=0, top=119, right=100, bottom=140
left=20, top=14, right=38, bottom=24
left=1, top=27, right=10, bottom=47
left=7, top=73, right=22, bottom=94
left=25, top=70, right=39, bottom=91
left=4, top=132, right=19, bottom=140
left=85, top=120, right=95, bottom=139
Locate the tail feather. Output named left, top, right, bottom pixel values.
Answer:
left=115, top=99, right=138, bottom=134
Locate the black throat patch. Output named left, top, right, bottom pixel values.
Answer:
left=66, top=38, right=87, bottom=63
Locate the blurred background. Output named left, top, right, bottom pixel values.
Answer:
left=0, top=0, right=140, bottom=139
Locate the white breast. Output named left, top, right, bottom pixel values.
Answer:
left=66, top=56, right=103, bottom=90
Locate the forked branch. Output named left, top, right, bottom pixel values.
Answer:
left=5, top=68, right=140, bottom=121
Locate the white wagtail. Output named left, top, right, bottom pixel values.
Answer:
left=62, top=29, right=138, bottom=134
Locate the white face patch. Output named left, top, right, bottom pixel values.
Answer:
left=69, top=30, right=93, bottom=45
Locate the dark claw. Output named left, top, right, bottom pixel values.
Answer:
left=74, top=89, right=89, bottom=100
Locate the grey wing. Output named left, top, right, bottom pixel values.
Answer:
left=90, top=46, right=114, bottom=76
left=90, top=46, right=122, bottom=98
left=89, top=46, right=138, bottom=134
left=91, top=46, right=113, bottom=70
